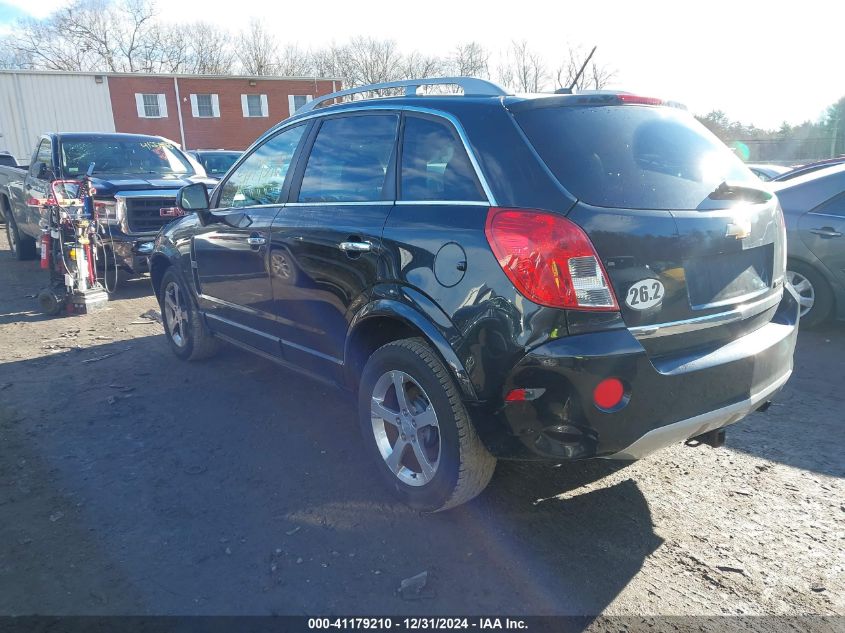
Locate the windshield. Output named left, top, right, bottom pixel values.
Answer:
left=60, top=139, right=194, bottom=176
left=514, top=105, right=757, bottom=210
left=197, top=152, right=241, bottom=176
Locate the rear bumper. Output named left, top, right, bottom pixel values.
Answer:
left=484, top=285, right=799, bottom=461
left=604, top=368, right=790, bottom=459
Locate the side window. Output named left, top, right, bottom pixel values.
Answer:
left=29, top=140, right=53, bottom=180
left=298, top=115, right=398, bottom=203
left=218, top=125, right=306, bottom=209
left=400, top=116, right=484, bottom=202
left=812, top=193, right=845, bottom=218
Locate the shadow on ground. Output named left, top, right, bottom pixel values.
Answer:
left=726, top=321, right=845, bottom=478
left=0, top=337, right=660, bottom=616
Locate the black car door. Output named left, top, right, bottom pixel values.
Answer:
left=268, top=112, right=400, bottom=376
left=193, top=123, right=308, bottom=355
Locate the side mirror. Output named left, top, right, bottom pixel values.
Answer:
left=37, top=163, right=54, bottom=180
left=177, top=182, right=210, bottom=212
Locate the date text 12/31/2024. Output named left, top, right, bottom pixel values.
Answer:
left=307, top=618, right=528, bottom=630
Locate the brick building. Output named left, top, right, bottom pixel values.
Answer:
left=0, top=70, right=342, bottom=161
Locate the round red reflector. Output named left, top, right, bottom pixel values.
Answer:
left=593, top=378, right=625, bottom=410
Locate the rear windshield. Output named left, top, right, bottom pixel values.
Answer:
left=514, top=105, right=756, bottom=210
left=60, top=139, right=194, bottom=176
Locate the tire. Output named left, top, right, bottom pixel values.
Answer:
left=5, top=213, right=37, bottom=260
left=358, top=337, right=496, bottom=512
left=159, top=268, right=219, bottom=361
left=787, top=260, right=833, bottom=328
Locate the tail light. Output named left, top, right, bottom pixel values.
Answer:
left=617, top=94, right=664, bottom=106
left=484, top=208, right=618, bottom=311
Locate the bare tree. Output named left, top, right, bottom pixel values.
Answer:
left=236, top=19, right=279, bottom=75
left=181, top=22, right=235, bottom=75
left=399, top=51, right=445, bottom=80
left=497, top=40, right=546, bottom=92
left=344, top=37, right=403, bottom=86
left=450, top=42, right=489, bottom=78
left=0, top=38, right=33, bottom=69
left=58, top=0, right=158, bottom=72
left=310, top=43, right=349, bottom=82
left=136, top=23, right=191, bottom=73
left=6, top=0, right=182, bottom=73
left=586, top=61, right=616, bottom=90
left=0, top=1, right=620, bottom=98
left=11, top=13, right=100, bottom=71
left=276, top=45, right=313, bottom=77
left=113, top=0, right=159, bottom=71
left=555, top=46, right=615, bottom=91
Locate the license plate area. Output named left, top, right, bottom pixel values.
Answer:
left=685, top=244, right=773, bottom=310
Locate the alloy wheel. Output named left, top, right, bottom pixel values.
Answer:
left=370, top=370, right=441, bottom=486
left=163, top=281, right=188, bottom=347
left=787, top=270, right=815, bottom=317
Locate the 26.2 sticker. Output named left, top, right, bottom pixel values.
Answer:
left=625, top=279, right=664, bottom=310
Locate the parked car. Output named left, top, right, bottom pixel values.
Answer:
left=773, top=156, right=845, bottom=182
left=746, top=163, right=791, bottom=181
left=773, top=163, right=845, bottom=326
left=0, top=133, right=213, bottom=286
left=187, top=149, right=242, bottom=182
left=0, top=152, right=16, bottom=220
left=0, top=151, right=17, bottom=168
left=150, top=78, right=799, bottom=512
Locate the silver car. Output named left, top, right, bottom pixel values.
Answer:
left=775, top=164, right=845, bottom=326
left=747, top=163, right=791, bottom=181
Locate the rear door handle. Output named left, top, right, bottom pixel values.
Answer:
left=810, top=227, right=842, bottom=238
left=339, top=241, right=373, bottom=253
left=247, top=235, right=267, bottom=246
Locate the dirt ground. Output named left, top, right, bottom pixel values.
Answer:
left=0, top=222, right=842, bottom=620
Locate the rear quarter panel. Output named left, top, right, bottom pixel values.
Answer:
left=381, top=203, right=569, bottom=400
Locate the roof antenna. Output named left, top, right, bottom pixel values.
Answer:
left=566, top=45, right=597, bottom=92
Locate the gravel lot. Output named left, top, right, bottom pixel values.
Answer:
left=0, top=223, right=842, bottom=619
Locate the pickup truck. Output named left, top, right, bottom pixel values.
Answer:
left=0, top=132, right=213, bottom=283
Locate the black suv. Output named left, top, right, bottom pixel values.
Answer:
left=150, top=77, right=799, bottom=511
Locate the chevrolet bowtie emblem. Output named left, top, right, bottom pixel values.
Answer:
left=726, top=219, right=752, bottom=239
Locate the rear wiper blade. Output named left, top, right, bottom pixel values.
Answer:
left=708, top=180, right=773, bottom=203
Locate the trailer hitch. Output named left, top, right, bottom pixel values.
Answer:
left=685, top=428, right=726, bottom=449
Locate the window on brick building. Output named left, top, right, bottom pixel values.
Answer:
left=190, top=94, right=220, bottom=118
left=241, top=94, right=268, bottom=118
left=288, top=94, right=312, bottom=116
left=135, top=93, right=168, bottom=118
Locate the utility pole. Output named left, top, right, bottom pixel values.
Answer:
left=830, top=112, right=839, bottom=158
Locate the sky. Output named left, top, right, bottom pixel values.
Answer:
left=1, top=0, right=841, bottom=129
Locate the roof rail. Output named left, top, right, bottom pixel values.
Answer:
left=298, top=77, right=508, bottom=113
